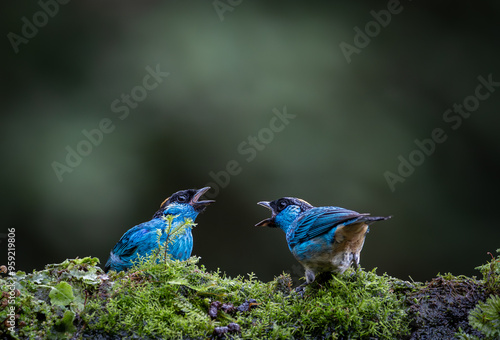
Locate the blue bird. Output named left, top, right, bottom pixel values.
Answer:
left=105, top=187, right=214, bottom=272
left=256, top=197, right=390, bottom=283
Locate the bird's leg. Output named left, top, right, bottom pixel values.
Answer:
left=350, top=253, right=360, bottom=277
left=306, top=269, right=326, bottom=288
left=305, top=269, right=316, bottom=284
left=352, top=253, right=359, bottom=271
left=294, top=268, right=316, bottom=296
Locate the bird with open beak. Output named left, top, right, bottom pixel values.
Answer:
left=256, top=197, right=390, bottom=284
left=105, top=187, right=214, bottom=272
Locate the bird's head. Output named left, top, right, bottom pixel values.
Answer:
left=153, top=187, right=215, bottom=219
left=256, top=197, right=313, bottom=230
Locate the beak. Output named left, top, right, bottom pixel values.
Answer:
left=255, top=201, right=277, bottom=227
left=191, top=187, right=215, bottom=212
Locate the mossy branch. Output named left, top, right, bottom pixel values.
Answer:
left=1, top=250, right=499, bottom=339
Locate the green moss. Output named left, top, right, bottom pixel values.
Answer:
left=468, top=295, right=500, bottom=338
left=244, top=270, right=412, bottom=339
left=456, top=249, right=500, bottom=340
left=1, top=256, right=412, bottom=339
left=475, top=248, right=500, bottom=295
left=0, top=257, right=102, bottom=339
left=1, top=248, right=499, bottom=339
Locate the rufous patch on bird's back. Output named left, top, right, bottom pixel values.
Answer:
left=334, top=222, right=368, bottom=252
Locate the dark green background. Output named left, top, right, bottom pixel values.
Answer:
left=1, top=1, right=499, bottom=283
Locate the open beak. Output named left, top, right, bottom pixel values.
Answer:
left=191, top=187, right=215, bottom=212
left=255, top=201, right=277, bottom=227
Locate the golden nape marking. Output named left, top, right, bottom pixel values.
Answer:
left=297, top=198, right=312, bottom=206
left=334, top=223, right=368, bottom=252
left=160, top=197, right=170, bottom=207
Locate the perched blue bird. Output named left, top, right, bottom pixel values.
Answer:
left=256, top=197, right=390, bottom=283
left=105, top=187, right=214, bottom=272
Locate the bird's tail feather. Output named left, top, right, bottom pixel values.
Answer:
left=352, top=215, right=391, bottom=225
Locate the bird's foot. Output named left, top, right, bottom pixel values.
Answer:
left=294, top=284, right=307, bottom=298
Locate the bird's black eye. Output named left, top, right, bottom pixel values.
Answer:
left=277, top=200, right=288, bottom=212
left=177, top=195, right=188, bottom=203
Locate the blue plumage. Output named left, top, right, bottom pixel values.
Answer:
left=104, top=187, right=214, bottom=272
left=256, top=197, right=390, bottom=283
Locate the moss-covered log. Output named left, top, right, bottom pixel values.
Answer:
left=1, top=250, right=499, bottom=339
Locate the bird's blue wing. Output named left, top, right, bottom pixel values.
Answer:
left=288, top=207, right=366, bottom=248
left=106, top=218, right=195, bottom=272
left=110, top=220, right=164, bottom=260
left=110, top=227, right=141, bottom=258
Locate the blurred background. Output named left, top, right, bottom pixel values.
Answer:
left=1, top=0, right=499, bottom=283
